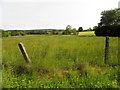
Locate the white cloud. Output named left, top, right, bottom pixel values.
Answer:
left=0, top=0, right=119, bottom=30
left=118, top=1, right=120, bottom=8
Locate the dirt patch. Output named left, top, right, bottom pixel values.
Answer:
left=37, top=67, right=50, bottom=76
left=13, top=65, right=33, bottom=75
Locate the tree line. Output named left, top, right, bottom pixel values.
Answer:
left=1, top=26, right=94, bottom=37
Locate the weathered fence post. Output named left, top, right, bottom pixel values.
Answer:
left=18, top=42, right=31, bottom=64
left=104, top=36, right=109, bottom=64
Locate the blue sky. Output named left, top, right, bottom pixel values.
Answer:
left=0, top=0, right=119, bottom=30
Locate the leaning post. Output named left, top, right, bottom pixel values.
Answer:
left=104, top=36, right=109, bottom=64
left=18, top=42, right=31, bottom=64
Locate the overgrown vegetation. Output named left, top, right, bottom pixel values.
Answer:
left=2, top=35, right=119, bottom=88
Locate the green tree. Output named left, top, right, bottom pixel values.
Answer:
left=95, top=8, right=120, bottom=36
left=63, top=25, right=77, bottom=35
left=78, top=27, right=83, bottom=32
left=66, top=25, right=72, bottom=30
left=88, top=27, right=92, bottom=31
left=93, top=26, right=98, bottom=31
left=64, top=25, right=72, bottom=35
left=71, top=28, right=77, bottom=35
left=98, top=8, right=120, bottom=27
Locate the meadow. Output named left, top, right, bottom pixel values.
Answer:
left=78, top=31, right=95, bottom=36
left=2, top=35, right=119, bottom=88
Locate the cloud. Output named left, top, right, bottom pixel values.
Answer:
left=1, top=0, right=119, bottom=29
left=118, top=1, right=120, bottom=8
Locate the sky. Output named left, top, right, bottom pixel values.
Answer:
left=118, top=1, right=120, bottom=8
left=0, top=0, right=120, bottom=30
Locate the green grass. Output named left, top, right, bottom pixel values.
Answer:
left=2, top=35, right=119, bottom=88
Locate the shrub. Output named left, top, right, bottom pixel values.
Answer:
left=95, top=25, right=120, bottom=37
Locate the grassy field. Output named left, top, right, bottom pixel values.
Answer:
left=2, top=35, right=119, bottom=88
left=78, top=31, right=95, bottom=36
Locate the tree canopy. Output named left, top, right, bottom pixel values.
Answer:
left=98, top=8, right=120, bottom=27
left=78, top=27, right=83, bottom=32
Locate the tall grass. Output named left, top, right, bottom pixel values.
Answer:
left=2, top=35, right=119, bottom=88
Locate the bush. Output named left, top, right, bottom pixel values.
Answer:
left=95, top=25, right=120, bottom=37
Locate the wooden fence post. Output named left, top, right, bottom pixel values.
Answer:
left=104, top=36, right=109, bottom=64
left=18, top=42, right=31, bottom=64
